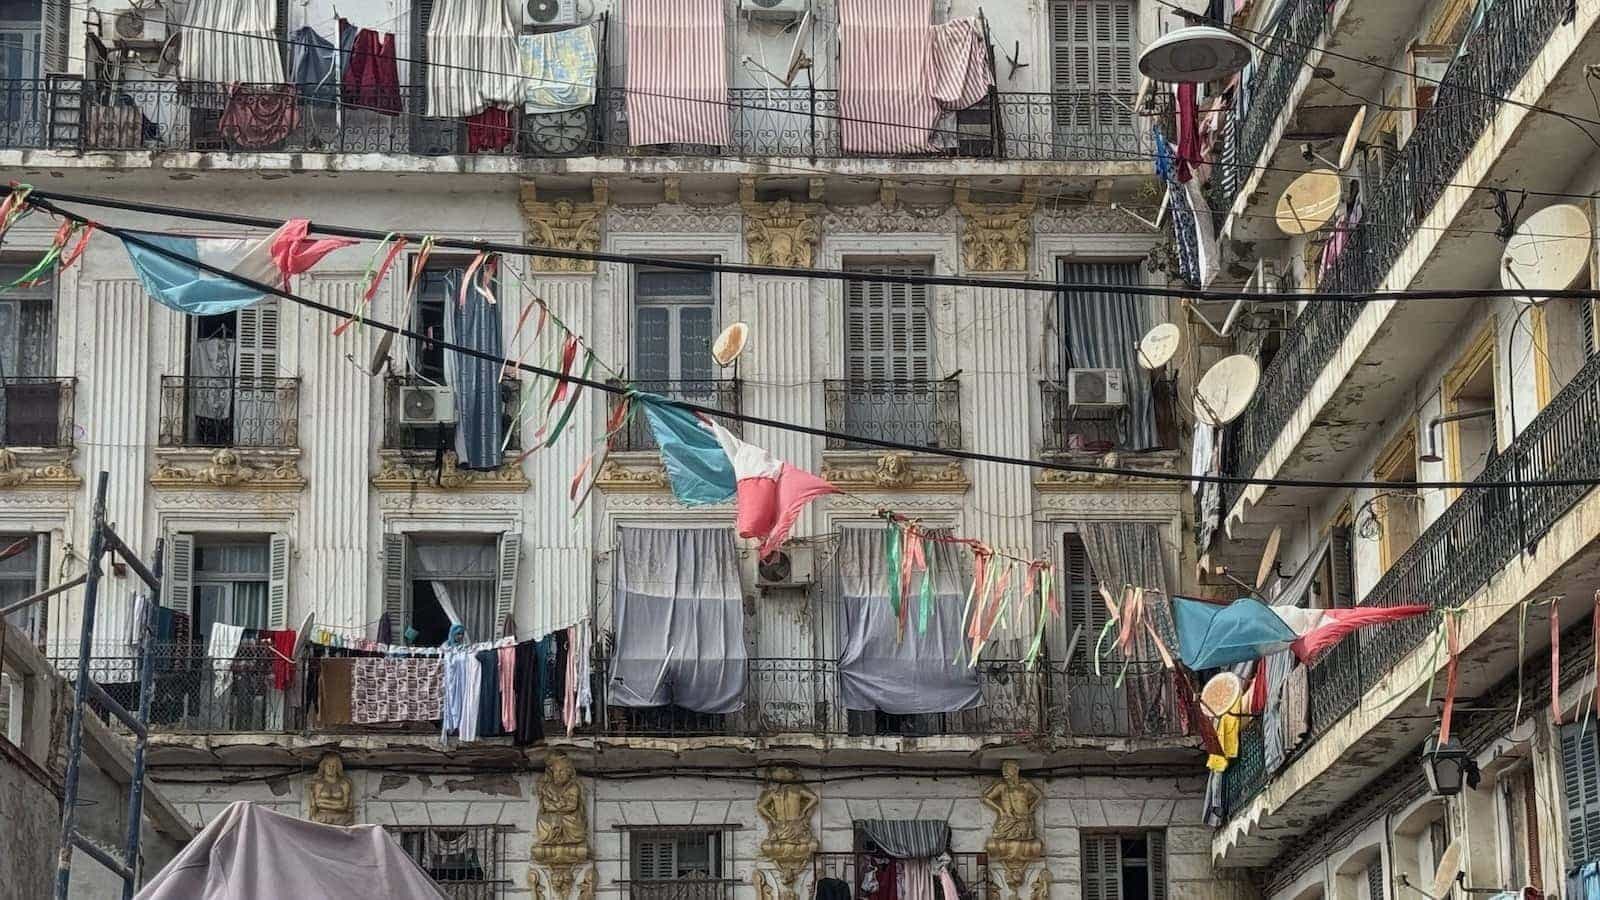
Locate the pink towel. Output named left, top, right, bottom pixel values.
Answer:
left=498, top=644, right=517, bottom=733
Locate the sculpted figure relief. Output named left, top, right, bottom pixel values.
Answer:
left=306, top=752, right=355, bottom=826
left=983, top=761, right=1045, bottom=891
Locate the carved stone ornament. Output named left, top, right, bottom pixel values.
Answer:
left=305, top=751, right=356, bottom=826
left=1033, top=450, right=1182, bottom=492
left=372, top=450, right=530, bottom=493
left=955, top=180, right=1038, bottom=273
left=594, top=456, right=669, bottom=492
left=520, top=179, right=609, bottom=273
left=820, top=452, right=970, bottom=493
left=0, top=447, right=80, bottom=489
left=756, top=767, right=819, bottom=900
left=151, top=448, right=306, bottom=492
left=982, top=761, right=1045, bottom=894
left=741, top=177, right=821, bottom=269
left=532, top=752, right=594, bottom=900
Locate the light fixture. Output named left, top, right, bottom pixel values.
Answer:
left=1421, top=736, right=1478, bottom=797
left=1138, top=26, right=1253, bottom=83
left=1419, top=407, right=1495, bottom=464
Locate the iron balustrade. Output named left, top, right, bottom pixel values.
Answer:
left=1219, top=346, right=1600, bottom=819
left=53, top=642, right=300, bottom=734
left=823, top=379, right=962, bottom=451
left=1039, top=379, right=1177, bottom=454
left=158, top=376, right=300, bottom=449
left=1043, top=661, right=1184, bottom=740
left=815, top=852, right=991, bottom=900
left=611, top=379, right=742, bottom=452
left=1217, top=0, right=1571, bottom=517
left=383, top=375, right=522, bottom=454
left=622, top=880, right=740, bottom=900
left=389, top=825, right=513, bottom=899
left=0, top=376, right=75, bottom=448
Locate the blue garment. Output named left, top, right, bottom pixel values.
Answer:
left=290, top=26, right=338, bottom=106
left=442, top=270, right=506, bottom=470
left=1587, top=860, right=1600, bottom=899
left=638, top=393, right=736, bottom=505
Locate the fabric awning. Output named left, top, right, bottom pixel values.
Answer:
left=179, top=0, right=285, bottom=86
left=623, top=0, right=730, bottom=146
left=858, top=820, right=951, bottom=859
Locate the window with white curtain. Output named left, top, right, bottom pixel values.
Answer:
left=382, top=533, right=519, bottom=647
left=0, top=261, right=58, bottom=446
left=192, top=538, right=271, bottom=643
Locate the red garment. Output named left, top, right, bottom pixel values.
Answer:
left=341, top=19, right=401, bottom=116
left=1175, top=82, right=1201, bottom=183
left=466, top=107, right=515, bottom=153
left=266, top=629, right=297, bottom=691
left=220, top=84, right=299, bottom=149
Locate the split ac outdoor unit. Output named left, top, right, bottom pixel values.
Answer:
left=1066, top=368, right=1127, bottom=407
left=757, top=547, right=814, bottom=587
left=524, top=0, right=580, bottom=28
left=398, top=385, right=457, bottom=426
left=741, top=0, right=810, bottom=19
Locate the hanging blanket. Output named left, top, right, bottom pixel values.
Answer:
left=623, top=0, right=730, bottom=146
left=425, top=0, right=521, bottom=117
left=351, top=657, right=444, bottom=723
left=220, top=85, right=299, bottom=149
left=518, top=24, right=599, bottom=114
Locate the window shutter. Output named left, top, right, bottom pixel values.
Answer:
left=1585, top=301, right=1597, bottom=360
left=39, top=0, right=69, bottom=74
left=166, top=533, right=194, bottom=615
left=1365, top=858, right=1386, bottom=900
left=267, top=533, right=290, bottom=629
left=1330, top=526, right=1356, bottom=608
left=844, top=264, right=934, bottom=382
left=634, top=837, right=677, bottom=880
left=383, top=533, right=409, bottom=638
left=412, top=0, right=434, bottom=93
left=1148, top=830, right=1168, bottom=900
left=235, top=300, right=281, bottom=384
left=1050, top=1, right=1137, bottom=147
left=1064, top=533, right=1107, bottom=659
left=1080, top=833, right=1122, bottom=900
left=495, top=531, right=521, bottom=636
left=1562, top=720, right=1600, bottom=869
left=275, top=0, right=291, bottom=72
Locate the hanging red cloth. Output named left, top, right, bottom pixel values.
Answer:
left=1175, top=82, right=1202, bottom=183
left=266, top=629, right=298, bottom=691
left=220, top=85, right=299, bottom=149
left=466, top=107, right=515, bottom=153
left=341, top=19, right=402, bottom=115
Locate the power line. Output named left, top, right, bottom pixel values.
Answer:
left=28, top=193, right=1600, bottom=494
left=23, top=187, right=1600, bottom=304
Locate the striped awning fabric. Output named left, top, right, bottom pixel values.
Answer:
left=425, top=0, right=522, bottom=118
left=838, top=0, right=993, bottom=154
left=179, top=0, right=285, bottom=86
left=624, top=0, right=731, bottom=147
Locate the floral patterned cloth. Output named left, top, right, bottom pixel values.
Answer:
left=351, top=657, right=444, bottom=724
left=517, top=24, right=598, bottom=114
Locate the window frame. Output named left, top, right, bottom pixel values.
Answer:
left=383, top=530, right=520, bottom=644
left=1372, top=423, right=1421, bottom=572
left=841, top=257, right=937, bottom=384
left=407, top=254, right=502, bottom=384
left=1441, top=321, right=1500, bottom=498
left=630, top=264, right=719, bottom=385
left=189, top=535, right=275, bottom=641
left=386, top=823, right=511, bottom=895
left=1079, top=828, right=1168, bottom=900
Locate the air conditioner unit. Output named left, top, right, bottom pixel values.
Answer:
left=398, top=385, right=457, bottom=426
left=741, top=0, right=810, bottom=19
left=109, top=4, right=173, bottom=41
left=757, top=547, right=814, bottom=587
left=1066, top=368, right=1127, bottom=407
left=524, top=0, right=580, bottom=28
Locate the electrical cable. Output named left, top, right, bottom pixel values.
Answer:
left=28, top=194, right=1600, bottom=494
left=21, top=187, right=1600, bottom=304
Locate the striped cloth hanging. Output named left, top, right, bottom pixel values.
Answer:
left=426, top=0, right=522, bottom=118
left=179, top=0, right=285, bottom=87
left=623, top=0, right=730, bottom=147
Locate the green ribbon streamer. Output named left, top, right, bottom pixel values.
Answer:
left=543, top=351, right=596, bottom=448
left=884, top=525, right=904, bottom=622
left=1024, top=567, right=1052, bottom=668
left=4, top=242, right=64, bottom=294
left=917, top=545, right=935, bottom=635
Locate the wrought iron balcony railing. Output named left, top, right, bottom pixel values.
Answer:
left=158, top=376, right=300, bottom=449
left=611, top=379, right=741, bottom=452
left=1043, top=661, right=1184, bottom=740
left=1, top=76, right=1165, bottom=163
left=383, top=375, right=522, bottom=455
left=0, top=376, right=75, bottom=448
left=1039, top=378, right=1177, bottom=454
left=1220, top=345, right=1600, bottom=819
left=1217, top=0, right=1571, bottom=516
left=55, top=642, right=297, bottom=734
left=823, top=379, right=962, bottom=451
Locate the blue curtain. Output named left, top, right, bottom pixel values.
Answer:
left=1059, top=261, right=1158, bottom=450
left=442, top=270, right=505, bottom=470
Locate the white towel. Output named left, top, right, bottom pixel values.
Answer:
left=458, top=651, right=482, bottom=742
left=208, top=623, right=247, bottom=698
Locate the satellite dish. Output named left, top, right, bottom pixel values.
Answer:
left=1429, top=838, right=1464, bottom=900
left=292, top=611, right=315, bottom=658
left=1194, top=354, right=1260, bottom=426
left=1337, top=106, right=1367, bottom=172
left=1256, top=526, right=1282, bottom=592
left=1275, top=169, right=1342, bottom=236
left=1138, top=322, right=1182, bottom=370
left=712, top=322, right=749, bottom=368
left=1200, top=672, right=1243, bottom=718
left=369, top=330, right=395, bottom=376
left=1501, top=202, right=1591, bottom=294
left=783, top=10, right=814, bottom=85
left=1138, top=26, right=1252, bottom=83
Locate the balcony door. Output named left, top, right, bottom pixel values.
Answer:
left=842, top=262, right=939, bottom=448
left=184, top=301, right=281, bottom=447
left=1050, top=0, right=1138, bottom=159
left=0, top=262, right=57, bottom=446
left=629, top=267, right=718, bottom=449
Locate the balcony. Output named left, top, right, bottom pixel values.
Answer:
left=2, top=77, right=1165, bottom=165
left=383, top=375, right=521, bottom=454
left=824, top=380, right=961, bottom=451
left=0, top=376, right=75, bottom=448
left=816, top=853, right=990, bottom=900
left=611, top=379, right=741, bottom=452
left=1039, top=379, right=1177, bottom=455
left=158, top=376, right=299, bottom=449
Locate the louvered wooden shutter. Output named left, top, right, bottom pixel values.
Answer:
left=633, top=836, right=677, bottom=880
left=267, top=533, right=290, bottom=628
left=1330, top=526, right=1356, bottom=608
left=1081, top=833, right=1122, bottom=900
left=1585, top=301, right=1597, bottom=359
left=1064, top=533, right=1107, bottom=661
left=1148, top=830, right=1168, bottom=900
left=235, top=300, right=281, bottom=385
left=1365, top=857, right=1386, bottom=900
left=166, top=533, right=194, bottom=615
left=1562, top=720, right=1600, bottom=869
left=1524, top=767, right=1544, bottom=890
left=39, top=0, right=69, bottom=74
left=1050, top=1, right=1138, bottom=147
left=412, top=0, right=434, bottom=94
left=495, top=531, right=521, bottom=636
left=275, top=0, right=291, bottom=72
left=383, top=533, right=409, bottom=638
left=844, top=264, right=933, bottom=383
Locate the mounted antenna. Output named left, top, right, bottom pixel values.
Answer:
left=1501, top=202, right=1590, bottom=297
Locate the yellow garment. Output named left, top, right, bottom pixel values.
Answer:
left=1206, top=695, right=1244, bottom=772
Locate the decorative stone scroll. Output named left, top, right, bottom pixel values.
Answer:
left=955, top=179, right=1038, bottom=273
left=741, top=176, right=821, bottom=269
left=0, top=447, right=80, bottom=489
left=819, top=452, right=970, bottom=493
left=519, top=179, right=609, bottom=273
left=532, top=752, right=594, bottom=900
left=372, top=451, right=530, bottom=492
left=151, top=448, right=306, bottom=491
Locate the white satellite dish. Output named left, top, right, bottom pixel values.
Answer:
left=292, top=611, right=316, bottom=658
left=783, top=10, right=814, bottom=85
left=1200, top=672, right=1243, bottom=718
left=1194, top=354, right=1260, bottom=426
left=369, top=330, right=395, bottom=376
left=1275, top=169, right=1342, bottom=236
left=1139, top=26, right=1252, bottom=83
left=1501, top=202, right=1591, bottom=295
left=712, top=322, right=750, bottom=368
left=1337, top=106, right=1367, bottom=172
left=1138, top=322, right=1182, bottom=370
left=1429, top=838, right=1464, bottom=900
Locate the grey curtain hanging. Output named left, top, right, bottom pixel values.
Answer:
left=1076, top=522, right=1177, bottom=653
left=609, top=527, right=747, bottom=714
left=858, top=820, right=951, bottom=859
left=1059, top=261, right=1158, bottom=450
left=835, top=528, right=981, bottom=715
left=442, top=269, right=505, bottom=470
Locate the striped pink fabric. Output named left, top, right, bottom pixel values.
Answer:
left=838, top=0, right=994, bottom=155
left=624, top=0, right=730, bottom=147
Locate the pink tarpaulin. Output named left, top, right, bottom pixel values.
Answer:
left=624, top=0, right=730, bottom=147
left=1289, top=604, right=1432, bottom=662
left=838, top=0, right=993, bottom=154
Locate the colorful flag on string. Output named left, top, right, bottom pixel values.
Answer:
left=639, top=393, right=836, bottom=557
left=122, top=219, right=355, bottom=316
left=1171, top=595, right=1431, bottom=670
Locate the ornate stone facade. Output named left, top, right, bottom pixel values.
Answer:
left=1032, top=451, right=1182, bottom=491
left=532, top=753, right=593, bottom=900
left=741, top=176, right=821, bottom=269
left=756, top=767, right=819, bottom=900
left=372, top=451, right=531, bottom=492
left=955, top=180, right=1037, bottom=273
left=520, top=179, right=609, bottom=273
left=593, top=456, right=669, bottom=491
left=151, top=448, right=306, bottom=491
left=983, top=761, right=1045, bottom=893
left=305, top=752, right=356, bottom=826
left=820, top=452, right=970, bottom=493
left=0, top=447, right=80, bottom=489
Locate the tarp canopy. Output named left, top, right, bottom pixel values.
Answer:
left=136, top=801, right=448, bottom=900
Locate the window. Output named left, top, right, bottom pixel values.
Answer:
left=389, top=825, right=509, bottom=899
left=0, top=261, right=60, bottom=447
left=0, top=532, right=46, bottom=645
left=1050, top=0, right=1138, bottom=158
left=178, top=302, right=283, bottom=447
left=1532, top=296, right=1593, bottom=407
left=1055, top=261, right=1162, bottom=450
left=383, top=532, right=519, bottom=646
left=633, top=267, right=717, bottom=386
left=1562, top=719, right=1600, bottom=871
left=1365, top=857, right=1386, bottom=900
left=629, top=829, right=730, bottom=900
left=1081, top=831, right=1167, bottom=900
left=1498, top=766, right=1541, bottom=891
left=164, top=535, right=289, bottom=642
left=840, top=261, right=946, bottom=448
left=1061, top=532, right=1105, bottom=657
left=1373, top=426, right=1421, bottom=572
left=1311, top=523, right=1356, bottom=610
left=1442, top=325, right=1498, bottom=491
